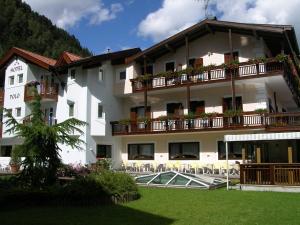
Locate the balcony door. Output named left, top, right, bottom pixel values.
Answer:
left=224, top=51, right=239, bottom=64
left=190, top=101, right=205, bottom=116
left=222, top=96, right=242, bottom=111
left=223, top=96, right=243, bottom=126
left=130, top=106, right=151, bottom=131
left=167, top=103, right=183, bottom=118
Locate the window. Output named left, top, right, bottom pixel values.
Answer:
left=0, top=146, right=12, bottom=157
left=99, top=68, right=104, bottom=81
left=9, top=76, right=14, bottom=85
left=218, top=141, right=244, bottom=160
left=119, top=71, right=126, bottom=80
left=165, top=62, right=175, bottom=72
left=169, top=142, right=199, bottom=160
left=128, top=143, right=154, bottom=160
left=16, top=107, right=21, bottom=117
left=68, top=102, right=74, bottom=117
left=96, top=145, right=112, bottom=158
left=141, top=64, right=153, bottom=75
left=224, top=51, right=239, bottom=64
left=18, top=74, right=23, bottom=83
left=188, top=58, right=196, bottom=68
left=70, top=69, right=76, bottom=80
left=98, top=104, right=103, bottom=118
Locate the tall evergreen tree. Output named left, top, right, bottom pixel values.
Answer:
left=4, top=92, right=86, bottom=187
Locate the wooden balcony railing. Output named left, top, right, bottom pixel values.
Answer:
left=111, top=112, right=300, bottom=135
left=0, top=88, right=4, bottom=106
left=24, top=82, right=59, bottom=102
left=240, top=163, right=300, bottom=186
left=131, top=59, right=293, bottom=93
left=23, top=116, right=57, bottom=126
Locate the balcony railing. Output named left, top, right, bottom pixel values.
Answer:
left=131, top=59, right=291, bottom=93
left=111, top=112, right=300, bottom=135
left=23, top=116, right=57, bottom=126
left=0, top=88, right=4, bottom=106
left=24, top=82, right=59, bottom=102
left=240, top=163, right=300, bottom=186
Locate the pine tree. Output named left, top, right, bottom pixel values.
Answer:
left=4, top=92, right=86, bottom=187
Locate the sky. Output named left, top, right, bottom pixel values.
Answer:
left=22, top=0, right=300, bottom=55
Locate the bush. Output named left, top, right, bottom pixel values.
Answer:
left=0, top=171, right=139, bottom=207
left=90, top=171, right=139, bottom=199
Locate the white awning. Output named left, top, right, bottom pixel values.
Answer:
left=224, top=132, right=300, bottom=142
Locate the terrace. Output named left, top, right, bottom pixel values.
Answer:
left=131, top=59, right=300, bottom=106
left=111, top=111, right=300, bottom=135
left=24, top=81, right=59, bottom=102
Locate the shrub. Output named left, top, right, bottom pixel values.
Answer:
left=90, top=171, right=139, bottom=198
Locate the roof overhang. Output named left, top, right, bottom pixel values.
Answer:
left=0, top=47, right=56, bottom=70
left=128, top=19, right=299, bottom=64
left=224, top=132, right=300, bottom=142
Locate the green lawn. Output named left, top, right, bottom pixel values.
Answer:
left=1, top=187, right=300, bottom=225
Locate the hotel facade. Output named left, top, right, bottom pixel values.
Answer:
left=1, top=19, right=300, bottom=172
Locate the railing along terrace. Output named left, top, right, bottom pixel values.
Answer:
left=24, top=81, right=59, bottom=102
left=111, top=112, right=300, bottom=135
left=240, top=163, right=300, bottom=186
left=131, top=57, right=292, bottom=93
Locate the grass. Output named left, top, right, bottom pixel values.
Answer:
left=1, top=187, right=300, bottom=225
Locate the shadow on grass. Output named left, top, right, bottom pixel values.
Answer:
left=0, top=204, right=175, bottom=225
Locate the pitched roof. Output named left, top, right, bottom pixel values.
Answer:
left=0, top=47, right=56, bottom=70
left=55, top=51, right=83, bottom=67
left=64, top=52, right=82, bottom=62
left=128, top=18, right=299, bottom=63
left=58, top=48, right=141, bottom=70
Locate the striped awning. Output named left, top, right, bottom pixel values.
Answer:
left=224, top=132, right=300, bottom=142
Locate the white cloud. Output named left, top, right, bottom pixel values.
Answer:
left=138, top=0, right=300, bottom=43
left=23, top=0, right=123, bottom=29
left=138, top=0, right=205, bottom=42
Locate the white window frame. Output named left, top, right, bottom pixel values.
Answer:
left=119, top=70, right=126, bottom=81
left=98, top=68, right=104, bottom=82
left=17, top=73, right=23, bottom=84
left=68, top=102, right=75, bottom=117
left=15, top=107, right=21, bottom=117
left=97, top=103, right=103, bottom=118
left=9, top=76, right=14, bottom=86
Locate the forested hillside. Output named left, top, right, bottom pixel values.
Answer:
left=0, top=0, right=92, bottom=59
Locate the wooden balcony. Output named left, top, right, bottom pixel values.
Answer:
left=0, top=88, right=4, bottom=106
left=24, top=82, right=59, bottom=102
left=131, top=59, right=298, bottom=99
left=111, top=112, right=300, bottom=136
left=240, top=163, right=300, bottom=186
left=23, top=116, right=57, bottom=126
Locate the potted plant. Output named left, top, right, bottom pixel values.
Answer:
left=9, top=147, right=21, bottom=173
left=275, top=53, right=288, bottom=63
left=255, top=108, right=268, bottom=125
left=119, top=118, right=131, bottom=125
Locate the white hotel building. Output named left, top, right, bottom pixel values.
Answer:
left=1, top=19, right=300, bottom=171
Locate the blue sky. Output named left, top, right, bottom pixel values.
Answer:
left=68, top=0, right=162, bottom=54
left=24, top=0, right=300, bottom=56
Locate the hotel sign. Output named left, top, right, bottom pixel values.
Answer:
left=10, top=66, right=22, bottom=73
left=9, top=93, right=20, bottom=100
